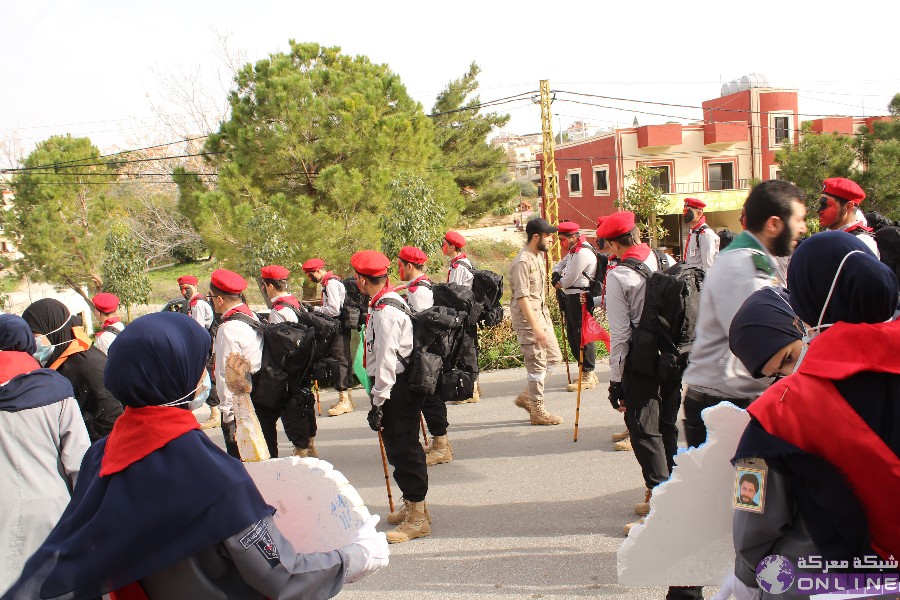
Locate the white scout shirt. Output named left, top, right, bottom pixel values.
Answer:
left=404, top=276, right=434, bottom=313
left=268, top=295, right=300, bottom=324
left=188, top=295, right=214, bottom=329
left=214, top=305, right=263, bottom=423
left=839, top=221, right=881, bottom=258
left=447, top=255, right=474, bottom=288
left=553, top=243, right=598, bottom=294
left=93, top=321, right=125, bottom=356
left=684, top=224, right=720, bottom=272
left=314, top=276, right=345, bottom=318
left=365, top=291, right=413, bottom=406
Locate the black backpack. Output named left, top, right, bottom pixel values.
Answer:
left=873, top=226, right=900, bottom=283
left=374, top=296, right=469, bottom=399
left=272, top=302, right=340, bottom=382
left=456, top=261, right=504, bottom=327
left=717, top=229, right=738, bottom=251
left=333, top=275, right=369, bottom=331
left=223, top=312, right=317, bottom=410
left=620, top=250, right=703, bottom=385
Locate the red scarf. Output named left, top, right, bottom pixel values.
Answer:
left=272, top=295, right=300, bottom=311
left=844, top=223, right=874, bottom=234
left=100, top=406, right=200, bottom=477
left=620, top=243, right=651, bottom=263
left=568, top=235, right=588, bottom=255
left=407, top=274, right=431, bottom=293
left=448, top=254, right=468, bottom=282
left=685, top=216, right=707, bottom=253
left=222, top=304, right=254, bottom=320
left=189, top=293, right=204, bottom=308
left=102, top=317, right=121, bottom=330
left=0, top=351, right=40, bottom=384
left=747, top=321, right=900, bottom=560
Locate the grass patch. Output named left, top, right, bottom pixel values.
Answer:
left=145, top=260, right=219, bottom=304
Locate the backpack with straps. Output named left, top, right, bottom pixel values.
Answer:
left=374, top=296, right=469, bottom=399
left=335, top=276, right=369, bottom=331
left=272, top=301, right=341, bottom=382
left=222, top=312, right=318, bottom=410
left=454, top=261, right=504, bottom=327
left=619, top=249, right=703, bottom=385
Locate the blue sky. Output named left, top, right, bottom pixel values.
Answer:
left=2, top=0, right=897, bottom=162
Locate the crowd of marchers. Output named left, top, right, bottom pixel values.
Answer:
left=2, top=176, right=899, bottom=599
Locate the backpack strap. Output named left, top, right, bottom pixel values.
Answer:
left=620, top=257, right=654, bottom=279
left=222, top=311, right=264, bottom=333
left=694, top=224, right=709, bottom=250
left=101, top=325, right=120, bottom=336
left=272, top=300, right=305, bottom=320
left=451, top=258, right=475, bottom=275
left=373, top=297, right=414, bottom=368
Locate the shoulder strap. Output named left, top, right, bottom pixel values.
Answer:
left=101, top=325, right=120, bottom=336
left=747, top=249, right=775, bottom=276
left=222, top=312, right=264, bottom=332
left=273, top=301, right=305, bottom=320
left=652, top=248, right=668, bottom=270
left=620, top=257, right=653, bottom=279
left=375, top=297, right=414, bottom=318
left=452, top=259, right=475, bottom=274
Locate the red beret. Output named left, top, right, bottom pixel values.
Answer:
left=351, top=250, right=390, bottom=277
left=177, top=275, right=198, bottom=286
left=210, top=268, right=247, bottom=295
left=444, top=231, right=466, bottom=248
left=302, top=258, right=325, bottom=273
left=92, top=292, right=119, bottom=313
left=557, top=220, right=580, bottom=234
left=398, top=246, right=428, bottom=265
left=260, top=265, right=290, bottom=280
left=596, top=211, right=637, bottom=240
left=822, top=178, right=865, bottom=204
left=684, top=198, right=706, bottom=209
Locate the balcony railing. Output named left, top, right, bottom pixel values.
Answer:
left=653, top=179, right=749, bottom=194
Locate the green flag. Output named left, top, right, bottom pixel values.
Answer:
left=353, top=326, right=371, bottom=395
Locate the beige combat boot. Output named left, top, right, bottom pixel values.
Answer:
left=566, top=371, right=599, bottom=392
left=634, top=488, right=652, bottom=516
left=425, top=435, right=453, bottom=466
left=327, top=391, right=354, bottom=416
left=614, top=437, right=633, bottom=451
left=200, top=406, right=221, bottom=430
left=514, top=391, right=532, bottom=416
left=530, top=398, right=563, bottom=426
left=386, top=500, right=431, bottom=543
left=387, top=497, right=433, bottom=525
left=624, top=517, right=645, bottom=536
left=611, top=430, right=630, bottom=442
left=307, top=437, right=319, bottom=458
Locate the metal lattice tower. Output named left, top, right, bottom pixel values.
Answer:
left=539, top=80, right=562, bottom=288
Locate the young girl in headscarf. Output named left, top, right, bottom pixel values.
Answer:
left=21, top=298, right=122, bottom=440
left=715, top=231, right=900, bottom=599
left=3, top=312, right=387, bottom=599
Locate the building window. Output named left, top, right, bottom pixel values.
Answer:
left=568, top=169, right=582, bottom=197
left=770, top=112, right=793, bottom=146
left=769, top=165, right=784, bottom=181
left=593, top=165, right=610, bottom=195
left=707, top=162, right=735, bottom=190
left=649, top=166, right=671, bottom=194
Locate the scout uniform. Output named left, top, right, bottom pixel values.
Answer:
left=302, top=258, right=354, bottom=416
left=261, top=264, right=302, bottom=324
left=355, top=250, right=429, bottom=544
left=444, top=230, right=474, bottom=287
left=443, top=230, right=479, bottom=403
left=178, top=275, right=214, bottom=329
left=508, top=218, right=564, bottom=426
left=552, top=220, right=599, bottom=391
left=818, top=177, right=880, bottom=258
left=682, top=197, right=720, bottom=272
left=91, top=292, right=124, bottom=356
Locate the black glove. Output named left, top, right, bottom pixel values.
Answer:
left=608, top=381, right=623, bottom=410
left=367, top=404, right=383, bottom=432
left=551, top=271, right=562, bottom=286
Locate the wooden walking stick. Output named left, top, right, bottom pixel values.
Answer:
left=377, top=430, right=395, bottom=513
left=559, top=307, right=572, bottom=385
left=573, top=346, right=584, bottom=442
left=313, top=380, right=321, bottom=416
left=419, top=413, right=429, bottom=448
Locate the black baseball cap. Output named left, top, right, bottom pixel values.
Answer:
left=525, top=218, right=558, bottom=237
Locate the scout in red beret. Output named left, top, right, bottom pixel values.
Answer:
left=819, top=177, right=867, bottom=229
left=557, top=220, right=580, bottom=234
left=398, top=246, right=428, bottom=266
left=351, top=250, right=390, bottom=277
left=596, top=211, right=637, bottom=240
left=302, top=258, right=325, bottom=273
left=443, top=231, right=466, bottom=250
left=210, top=268, right=247, bottom=295
left=92, top=292, right=119, bottom=314
left=260, top=265, right=290, bottom=280
left=177, top=275, right=198, bottom=287
left=683, top=198, right=706, bottom=209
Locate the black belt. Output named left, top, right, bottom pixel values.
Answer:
left=686, top=388, right=753, bottom=408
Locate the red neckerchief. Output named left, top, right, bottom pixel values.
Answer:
left=222, top=304, right=254, bottom=320
left=102, top=317, right=121, bottom=330
left=568, top=235, right=588, bottom=255
left=621, top=243, right=651, bottom=263
left=747, top=321, right=900, bottom=560
left=686, top=216, right=708, bottom=252
left=0, top=351, right=40, bottom=384
left=189, top=293, right=203, bottom=308
left=100, top=406, right=200, bottom=477
left=844, top=223, right=874, bottom=234
left=408, top=274, right=431, bottom=293
left=272, top=295, right=300, bottom=311
left=364, top=283, right=394, bottom=368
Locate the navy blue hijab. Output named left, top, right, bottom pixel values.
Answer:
left=0, top=314, right=73, bottom=412
left=735, top=231, right=900, bottom=561
left=729, top=287, right=805, bottom=379
left=3, top=313, right=273, bottom=599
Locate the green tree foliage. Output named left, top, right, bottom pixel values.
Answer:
left=102, top=222, right=150, bottom=314
left=617, top=165, right=670, bottom=245
left=431, top=62, right=518, bottom=219
left=379, top=174, right=447, bottom=270
left=180, top=42, right=458, bottom=277
left=11, top=135, right=116, bottom=299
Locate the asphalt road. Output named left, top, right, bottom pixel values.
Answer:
left=200, top=364, right=719, bottom=599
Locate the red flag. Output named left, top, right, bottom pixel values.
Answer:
left=581, top=305, right=611, bottom=351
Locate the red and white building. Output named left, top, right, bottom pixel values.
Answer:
left=538, top=78, right=891, bottom=258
